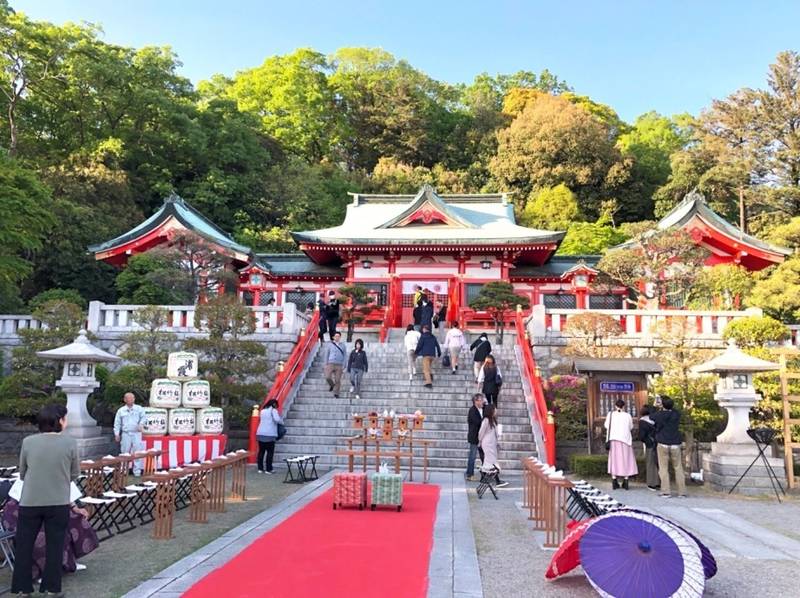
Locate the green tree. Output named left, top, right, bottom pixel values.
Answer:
left=557, top=220, right=629, bottom=255
left=336, top=285, right=375, bottom=342
left=0, top=156, right=54, bottom=287
left=520, top=183, right=580, bottom=230
left=28, top=288, right=86, bottom=311
left=562, top=312, right=630, bottom=359
left=115, top=253, right=192, bottom=305
left=184, top=295, right=266, bottom=408
left=227, top=48, right=338, bottom=161
left=468, top=281, right=530, bottom=343
left=722, top=315, right=790, bottom=348
left=747, top=256, right=800, bottom=322
left=120, top=306, right=177, bottom=383
left=0, top=299, right=83, bottom=420
left=490, top=93, right=625, bottom=218
left=687, top=264, right=754, bottom=309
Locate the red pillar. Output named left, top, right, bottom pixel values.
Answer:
left=247, top=405, right=259, bottom=464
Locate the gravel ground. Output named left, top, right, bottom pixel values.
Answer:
left=470, top=475, right=800, bottom=598
left=0, top=466, right=314, bottom=598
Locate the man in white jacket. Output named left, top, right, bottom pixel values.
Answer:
left=403, top=324, right=421, bottom=381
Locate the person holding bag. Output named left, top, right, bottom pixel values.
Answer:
left=477, top=355, right=502, bottom=405
left=443, top=321, right=467, bottom=375
left=638, top=405, right=660, bottom=491
left=256, top=399, right=284, bottom=474
left=604, top=399, right=637, bottom=489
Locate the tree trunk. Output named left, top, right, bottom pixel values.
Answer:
left=738, top=186, right=746, bottom=235
left=347, top=320, right=354, bottom=342
left=8, top=100, right=18, bottom=157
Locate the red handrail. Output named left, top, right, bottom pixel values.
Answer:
left=249, top=309, right=321, bottom=464
left=261, top=309, right=320, bottom=412
left=515, top=308, right=556, bottom=466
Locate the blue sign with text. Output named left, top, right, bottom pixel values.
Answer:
left=600, top=381, right=635, bottom=393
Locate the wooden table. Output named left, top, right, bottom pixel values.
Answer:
left=339, top=435, right=434, bottom=483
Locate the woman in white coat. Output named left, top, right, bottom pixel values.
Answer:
left=442, top=321, right=466, bottom=374
left=604, top=398, right=638, bottom=489
left=477, top=404, right=508, bottom=487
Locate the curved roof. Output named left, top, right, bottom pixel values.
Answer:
left=89, top=193, right=251, bottom=260
left=292, top=185, right=564, bottom=247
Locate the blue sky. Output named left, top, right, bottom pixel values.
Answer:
left=11, top=0, right=800, bottom=122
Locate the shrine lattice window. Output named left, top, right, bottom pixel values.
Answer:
left=588, top=294, right=623, bottom=310
left=285, top=291, right=317, bottom=310
left=542, top=294, right=577, bottom=309
left=258, top=292, right=275, bottom=306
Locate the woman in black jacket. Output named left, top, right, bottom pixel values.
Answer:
left=478, top=355, right=502, bottom=405
left=347, top=338, right=368, bottom=400
left=638, top=405, right=660, bottom=490
left=470, top=333, right=492, bottom=382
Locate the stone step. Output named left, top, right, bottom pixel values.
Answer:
left=273, top=441, right=535, bottom=459
left=283, top=415, right=532, bottom=429
left=287, top=403, right=530, bottom=416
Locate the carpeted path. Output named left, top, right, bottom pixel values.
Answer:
left=184, top=483, right=440, bottom=598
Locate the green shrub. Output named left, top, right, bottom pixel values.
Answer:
left=545, top=375, right=588, bottom=441
left=28, top=288, right=86, bottom=311
left=0, top=392, right=65, bottom=424
left=650, top=374, right=724, bottom=442
left=568, top=453, right=646, bottom=481
left=722, top=315, right=790, bottom=348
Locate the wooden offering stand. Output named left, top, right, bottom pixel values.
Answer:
left=142, top=471, right=180, bottom=539
left=337, top=412, right=434, bottom=482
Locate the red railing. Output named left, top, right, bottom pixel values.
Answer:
left=514, top=308, right=556, bottom=466
left=248, top=309, right=321, bottom=463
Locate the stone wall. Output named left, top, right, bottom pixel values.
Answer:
left=0, top=419, right=37, bottom=459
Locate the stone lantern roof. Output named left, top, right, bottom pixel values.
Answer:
left=693, top=340, right=780, bottom=374
left=37, top=329, right=121, bottom=363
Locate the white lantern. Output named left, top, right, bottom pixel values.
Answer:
left=196, top=407, right=224, bottom=435
left=142, top=407, right=168, bottom=436
left=167, top=351, right=198, bottom=380
left=182, top=380, right=211, bottom=408
left=150, top=379, right=182, bottom=408
left=168, top=408, right=196, bottom=435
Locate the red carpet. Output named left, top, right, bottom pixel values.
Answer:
left=184, top=483, right=440, bottom=598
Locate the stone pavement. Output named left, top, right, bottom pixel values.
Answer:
left=471, top=475, right=800, bottom=598
left=123, top=470, right=482, bottom=598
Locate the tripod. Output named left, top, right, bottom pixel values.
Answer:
left=728, top=428, right=786, bottom=502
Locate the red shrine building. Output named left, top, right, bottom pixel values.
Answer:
left=90, top=186, right=790, bottom=325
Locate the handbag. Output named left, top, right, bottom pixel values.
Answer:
left=605, top=411, right=613, bottom=451
left=277, top=422, right=287, bottom=440
left=442, top=353, right=451, bottom=368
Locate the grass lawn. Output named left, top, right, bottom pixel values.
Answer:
left=0, top=465, right=312, bottom=598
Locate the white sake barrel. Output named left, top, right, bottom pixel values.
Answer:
left=168, top=408, right=196, bottom=436
left=142, top=407, right=168, bottom=436
left=196, top=407, right=224, bottom=435
left=149, top=379, right=182, bottom=408
left=182, top=380, right=211, bottom=408
left=167, top=351, right=198, bottom=381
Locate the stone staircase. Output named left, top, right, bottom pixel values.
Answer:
left=274, top=331, right=538, bottom=472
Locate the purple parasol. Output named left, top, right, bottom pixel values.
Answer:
left=579, top=511, right=705, bottom=598
left=621, top=508, right=717, bottom=579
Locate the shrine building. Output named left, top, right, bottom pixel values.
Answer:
left=89, top=185, right=790, bottom=326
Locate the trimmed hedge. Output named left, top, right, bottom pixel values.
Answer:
left=569, top=453, right=647, bottom=482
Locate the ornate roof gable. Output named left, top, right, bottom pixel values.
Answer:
left=376, top=184, right=475, bottom=229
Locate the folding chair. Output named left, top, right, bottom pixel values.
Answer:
left=79, top=496, right=118, bottom=542
left=0, top=518, right=14, bottom=571
left=476, top=466, right=499, bottom=500
left=125, top=482, right=156, bottom=525
left=173, top=470, right=194, bottom=511
left=565, top=488, right=595, bottom=521
left=102, top=489, right=139, bottom=534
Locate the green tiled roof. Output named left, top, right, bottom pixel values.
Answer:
left=88, top=193, right=251, bottom=256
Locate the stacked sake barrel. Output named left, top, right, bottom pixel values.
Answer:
left=143, top=351, right=224, bottom=437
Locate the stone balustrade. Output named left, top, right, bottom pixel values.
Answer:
left=0, top=315, right=43, bottom=338
left=1, top=301, right=310, bottom=343
left=526, top=304, right=763, bottom=343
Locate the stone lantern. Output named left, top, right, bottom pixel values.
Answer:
left=695, top=340, right=785, bottom=494
left=37, top=329, right=121, bottom=458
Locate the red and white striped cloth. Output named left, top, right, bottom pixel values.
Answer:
left=142, top=434, right=227, bottom=470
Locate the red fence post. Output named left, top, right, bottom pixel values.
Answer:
left=545, top=411, right=556, bottom=466
left=248, top=405, right=259, bottom=464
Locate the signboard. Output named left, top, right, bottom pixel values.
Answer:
left=600, top=381, right=635, bottom=393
